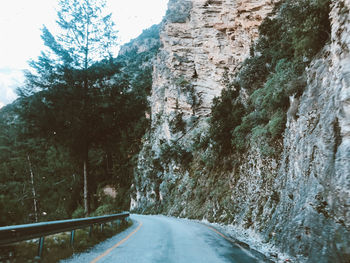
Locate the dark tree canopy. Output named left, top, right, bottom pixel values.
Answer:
left=17, top=0, right=120, bottom=216
left=1, top=2, right=159, bottom=225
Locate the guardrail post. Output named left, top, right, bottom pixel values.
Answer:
left=37, top=237, right=45, bottom=258
left=70, top=230, right=75, bottom=247
left=89, top=225, right=93, bottom=237
left=100, top=224, right=104, bottom=232
left=123, top=217, right=128, bottom=225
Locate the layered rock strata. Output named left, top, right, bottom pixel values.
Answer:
left=152, top=0, right=278, bottom=120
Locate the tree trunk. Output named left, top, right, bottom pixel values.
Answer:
left=83, top=19, right=90, bottom=217
left=27, top=155, right=39, bottom=222
left=83, top=155, right=89, bottom=216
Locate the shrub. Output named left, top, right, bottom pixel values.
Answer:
left=94, top=204, right=116, bottom=216
left=72, top=206, right=84, bottom=218
left=209, top=86, right=245, bottom=156
left=267, top=110, right=286, bottom=139
left=159, top=142, right=193, bottom=169
left=169, top=111, right=186, bottom=133
left=166, top=0, right=192, bottom=23
left=251, top=125, right=275, bottom=156
left=238, top=56, right=270, bottom=91
left=231, top=125, right=248, bottom=153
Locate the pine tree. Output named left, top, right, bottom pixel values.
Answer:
left=18, top=0, right=118, bottom=216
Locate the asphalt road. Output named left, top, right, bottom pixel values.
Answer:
left=61, top=214, right=269, bottom=263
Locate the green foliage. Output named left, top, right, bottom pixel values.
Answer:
left=93, top=204, right=116, bottom=216
left=169, top=111, right=186, bottom=133
left=117, top=25, right=160, bottom=86
left=267, top=110, right=286, bottom=139
left=231, top=125, right=248, bottom=153
left=209, top=85, right=245, bottom=155
left=55, top=0, right=118, bottom=67
left=72, top=206, right=84, bottom=219
left=166, top=0, right=192, bottom=23
left=238, top=56, right=269, bottom=91
left=0, top=103, right=80, bottom=225
left=250, top=125, right=275, bottom=156
left=159, top=142, right=193, bottom=169
left=208, top=0, right=330, bottom=157
left=257, top=0, right=331, bottom=66
left=251, top=60, right=295, bottom=113
left=16, top=0, right=120, bottom=216
left=0, top=3, right=159, bottom=225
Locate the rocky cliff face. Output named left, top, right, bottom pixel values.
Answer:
left=152, top=0, right=277, bottom=119
left=133, top=0, right=277, bottom=211
left=269, top=1, right=350, bottom=259
left=132, top=0, right=350, bottom=261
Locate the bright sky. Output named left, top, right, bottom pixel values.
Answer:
left=0, top=0, right=168, bottom=107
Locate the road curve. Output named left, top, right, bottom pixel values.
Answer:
left=61, top=214, right=269, bottom=263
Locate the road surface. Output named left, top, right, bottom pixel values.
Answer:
left=61, top=214, right=270, bottom=263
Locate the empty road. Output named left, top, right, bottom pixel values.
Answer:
left=61, top=214, right=270, bottom=263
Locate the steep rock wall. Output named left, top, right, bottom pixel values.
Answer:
left=268, top=1, right=350, bottom=260
left=132, top=0, right=350, bottom=261
left=152, top=0, right=277, bottom=119
left=133, top=0, right=277, bottom=211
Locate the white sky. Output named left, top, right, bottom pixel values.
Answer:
left=0, top=0, right=168, bottom=107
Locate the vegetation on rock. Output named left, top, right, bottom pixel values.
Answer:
left=209, top=0, right=331, bottom=157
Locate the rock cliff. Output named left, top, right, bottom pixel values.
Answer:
left=267, top=1, right=350, bottom=258
left=152, top=0, right=277, bottom=119
left=132, top=0, right=350, bottom=261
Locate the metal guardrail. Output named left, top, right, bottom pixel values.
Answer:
left=0, top=212, right=129, bottom=246
left=0, top=212, right=129, bottom=258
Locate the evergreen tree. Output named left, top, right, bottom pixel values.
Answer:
left=0, top=103, right=80, bottom=225
left=18, top=0, right=118, bottom=216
